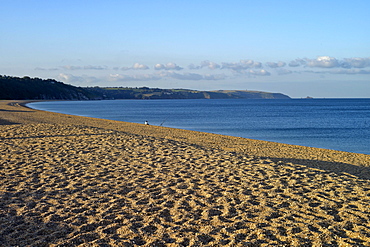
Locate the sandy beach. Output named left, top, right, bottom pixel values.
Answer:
left=1, top=100, right=369, bottom=246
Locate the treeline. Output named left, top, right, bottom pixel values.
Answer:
left=0, top=75, right=93, bottom=100
left=85, top=87, right=291, bottom=99
left=85, top=87, right=212, bottom=99
left=85, top=87, right=290, bottom=99
left=0, top=75, right=291, bottom=100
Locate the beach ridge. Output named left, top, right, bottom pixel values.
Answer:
left=1, top=100, right=369, bottom=246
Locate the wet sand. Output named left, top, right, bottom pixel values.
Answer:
left=1, top=100, right=369, bottom=246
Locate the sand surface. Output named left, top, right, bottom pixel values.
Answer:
left=1, top=100, right=369, bottom=246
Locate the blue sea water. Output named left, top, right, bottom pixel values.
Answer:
left=28, top=99, right=370, bottom=155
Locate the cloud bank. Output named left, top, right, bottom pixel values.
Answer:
left=289, top=56, right=370, bottom=70
left=45, top=56, right=370, bottom=85
left=107, top=71, right=227, bottom=82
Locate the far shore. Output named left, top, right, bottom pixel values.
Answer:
left=1, top=100, right=369, bottom=246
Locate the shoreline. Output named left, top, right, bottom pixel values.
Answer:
left=26, top=98, right=370, bottom=156
left=1, top=100, right=370, bottom=246
left=2, top=100, right=370, bottom=178
left=10, top=100, right=370, bottom=169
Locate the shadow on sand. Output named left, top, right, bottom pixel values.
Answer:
left=269, top=157, right=370, bottom=181
left=0, top=132, right=113, bottom=140
left=0, top=119, right=20, bottom=125
left=0, top=192, right=74, bottom=246
left=0, top=109, right=34, bottom=113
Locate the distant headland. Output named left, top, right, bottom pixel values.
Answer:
left=0, top=75, right=290, bottom=100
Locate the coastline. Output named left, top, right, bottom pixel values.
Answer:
left=10, top=100, right=370, bottom=170
left=26, top=98, right=370, bottom=156
left=1, top=100, right=370, bottom=246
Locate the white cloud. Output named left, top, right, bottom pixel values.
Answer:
left=154, top=62, right=183, bottom=70
left=109, top=73, right=161, bottom=82
left=132, top=63, right=149, bottom=70
left=221, top=60, right=263, bottom=72
left=200, top=60, right=221, bottom=69
left=203, top=74, right=227, bottom=80
left=154, top=64, right=166, bottom=70
left=306, top=56, right=339, bottom=68
left=188, top=61, right=221, bottom=70
left=62, top=65, right=107, bottom=70
left=58, top=73, right=100, bottom=84
left=59, top=71, right=228, bottom=84
left=166, top=62, right=183, bottom=70
left=288, top=57, right=370, bottom=69
left=83, top=65, right=107, bottom=70
left=43, top=56, right=370, bottom=87
left=158, top=71, right=227, bottom=81
left=122, top=63, right=149, bottom=70
left=108, top=71, right=226, bottom=82
left=249, top=69, right=271, bottom=76
left=240, top=59, right=254, bottom=66
left=240, top=60, right=262, bottom=68
left=58, top=73, right=76, bottom=82
left=266, top=61, right=286, bottom=68
left=160, top=71, right=224, bottom=80
left=343, top=57, right=370, bottom=68
left=62, top=65, right=82, bottom=70
left=300, top=56, right=370, bottom=69
left=288, top=58, right=306, bottom=67
left=221, top=62, right=247, bottom=72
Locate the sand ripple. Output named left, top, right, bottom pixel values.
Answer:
left=1, top=123, right=370, bottom=246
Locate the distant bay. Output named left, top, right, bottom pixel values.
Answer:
left=28, top=99, right=370, bottom=155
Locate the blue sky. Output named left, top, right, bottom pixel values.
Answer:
left=1, top=0, right=370, bottom=98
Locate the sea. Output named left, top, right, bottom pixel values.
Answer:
left=28, top=99, right=370, bottom=155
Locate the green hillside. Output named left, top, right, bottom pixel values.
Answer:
left=0, top=75, right=291, bottom=100
left=0, top=75, right=93, bottom=100
left=85, top=87, right=291, bottom=99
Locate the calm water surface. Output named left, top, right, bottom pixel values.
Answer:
left=28, top=99, right=370, bottom=154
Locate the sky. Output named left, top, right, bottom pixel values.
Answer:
left=1, top=0, right=370, bottom=98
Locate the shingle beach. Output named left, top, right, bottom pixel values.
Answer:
left=1, top=100, right=369, bottom=246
